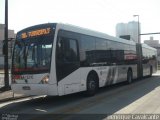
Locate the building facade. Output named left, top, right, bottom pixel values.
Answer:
left=0, top=24, right=15, bottom=69
left=116, top=21, right=141, bottom=43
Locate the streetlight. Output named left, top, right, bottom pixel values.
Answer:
left=133, top=15, right=143, bottom=79
left=4, top=0, right=10, bottom=90
left=133, top=15, right=140, bottom=43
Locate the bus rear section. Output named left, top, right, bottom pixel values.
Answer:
left=11, top=23, right=58, bottom=95
left=136, top=43, right=157, bottom=78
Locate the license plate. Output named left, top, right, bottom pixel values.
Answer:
left=22, top=86, right=31, bottom=90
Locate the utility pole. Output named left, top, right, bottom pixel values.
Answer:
left=133, top=15, right=140, bottom=43
left=4, top=0, right=10, bottom=90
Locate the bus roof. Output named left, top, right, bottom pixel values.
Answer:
left=57, top=23, right=136, bottom=45
left=142, top=43, right=157, bottom=51
left=17, top=23, right=136, bottom=45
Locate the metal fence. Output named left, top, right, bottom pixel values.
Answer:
left=0, top=72, right=4, bottom=88
left=0, top=39, right=15, bottom=69
left=0, top=70, right=11, bottom=88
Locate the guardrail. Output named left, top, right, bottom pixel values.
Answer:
left=158, top=65, right=160, bottom=70
left=0, top=70, right=11, bottom=88
left=0, top=73, right=4, bottom=87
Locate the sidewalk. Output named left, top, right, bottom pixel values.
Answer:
left=0, top=88, right=28, bottom=103
left=0, top=71, right=28, bottom=102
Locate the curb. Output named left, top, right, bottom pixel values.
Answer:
left=0, top=95, right=30, bottom=103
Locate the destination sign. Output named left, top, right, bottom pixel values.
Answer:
left=21, top=27, right=51, bottom=39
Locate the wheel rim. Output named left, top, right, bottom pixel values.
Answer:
left=89, top=80, right=96, bottom=91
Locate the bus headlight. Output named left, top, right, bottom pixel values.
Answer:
left=40, top=75, right=49, bottom=84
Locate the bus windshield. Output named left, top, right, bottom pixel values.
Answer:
left=12, top=35, right=54, bottom=74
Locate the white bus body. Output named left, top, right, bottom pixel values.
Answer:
left=11, top=23, right=157, bottom=96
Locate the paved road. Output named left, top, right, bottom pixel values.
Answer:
left=0, top=74, right=160, bottom=120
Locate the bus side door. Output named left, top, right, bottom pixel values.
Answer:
left=56, top=35, right=81, bottom=95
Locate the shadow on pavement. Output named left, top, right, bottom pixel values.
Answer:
left=0, top=75, right=160, bottom=120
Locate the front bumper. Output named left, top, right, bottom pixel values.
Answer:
left=11, top=84, right=58, bottom=96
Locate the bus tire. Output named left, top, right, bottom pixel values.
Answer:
left=86, top=74, right=98, bottom=96
left=127, top=69, right=133, bottom=84
left=149, top=66, right=153, bottom=77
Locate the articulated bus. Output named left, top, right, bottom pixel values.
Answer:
left=11, top=23, right=157, bottom=96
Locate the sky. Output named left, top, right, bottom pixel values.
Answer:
left=0, top=0, right=160, bottom=42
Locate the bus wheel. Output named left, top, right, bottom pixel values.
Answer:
left=127, top=70, right=133, bottom=84
left=149, top=66, right=153, bottom=77
left=86, top=74, right=98, bottom=96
